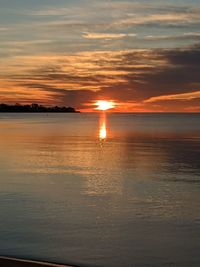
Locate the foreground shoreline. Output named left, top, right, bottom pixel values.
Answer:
left=0, top=257, right=73, bottom=267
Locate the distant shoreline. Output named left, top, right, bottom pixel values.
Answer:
left=0, top=111, right=80, bottom=113
left=0, top=103, right=80, bottom=113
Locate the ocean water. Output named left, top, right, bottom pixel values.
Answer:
left=0, top=113, right=200, bottom=267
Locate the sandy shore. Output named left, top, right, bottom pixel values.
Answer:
left=0, top=257, right=73, bottom=267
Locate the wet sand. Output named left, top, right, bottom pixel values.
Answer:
left=0, top=257, right=73, bottom=267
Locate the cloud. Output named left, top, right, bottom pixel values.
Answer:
left=82, top=32, right=136, bottom=39
left=1, top=0, right=200, bottom=60
left=0, top=81, right=59, bottom=105
left=112, top=10, right=200, bottom=29
left=31, top=8, right=71, bottom=16
left=1, top=13, right=200, bottom=111
left=1, top=40, right=53, bottom=48
left=0, top=27, right=8, bottom=31
left=143, top=32, right=200, bottom=41
left=145, top=91, right=200, bottom=103
left=1, top=1, right=200, bottom=111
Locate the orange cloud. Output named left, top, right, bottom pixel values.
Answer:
left=1, top=45, right=200, bottom=112
left=145, top=91, right=200, bottom=103
left=83, top=32, right=136, bottom=39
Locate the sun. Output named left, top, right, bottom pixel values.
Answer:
left=95, top=100, right=115, bottom=111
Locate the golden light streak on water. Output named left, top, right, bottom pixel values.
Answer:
left=99, top=112, right=107, bottom=140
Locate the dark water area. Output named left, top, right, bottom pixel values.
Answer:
left=0, top=113, right=200, bottom=267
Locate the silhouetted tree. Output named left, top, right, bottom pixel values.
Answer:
left=0, top=103, right=79, bottom=113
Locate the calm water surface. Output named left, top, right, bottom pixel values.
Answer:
left=0, top=113, right=200, bottom=267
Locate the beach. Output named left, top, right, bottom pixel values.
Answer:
left=0, top=257, right=72, bottom=267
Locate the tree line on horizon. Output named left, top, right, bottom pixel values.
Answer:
left=0, top=103, right=78, bottom=113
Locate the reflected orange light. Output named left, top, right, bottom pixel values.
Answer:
left=100, top=122, right=107, bottom=139
left=99, top=112, right=107, bottom=140
left=95, top=100, right=115, bottom=111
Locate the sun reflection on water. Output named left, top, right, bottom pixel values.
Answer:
left=99, top=112, right=107, bottom=140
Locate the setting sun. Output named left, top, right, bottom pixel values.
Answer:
left=95, top=100, right=115, bottom=111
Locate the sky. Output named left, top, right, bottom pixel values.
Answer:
left=0, top=0, right=200, bottom=112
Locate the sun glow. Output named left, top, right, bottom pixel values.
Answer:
left=95, top=100, right=115, bottom=111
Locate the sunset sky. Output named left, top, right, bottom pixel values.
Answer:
left=0, top=0, right=200, bottom=112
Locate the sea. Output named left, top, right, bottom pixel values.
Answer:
left=0, top=113, right=200, bottom=267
